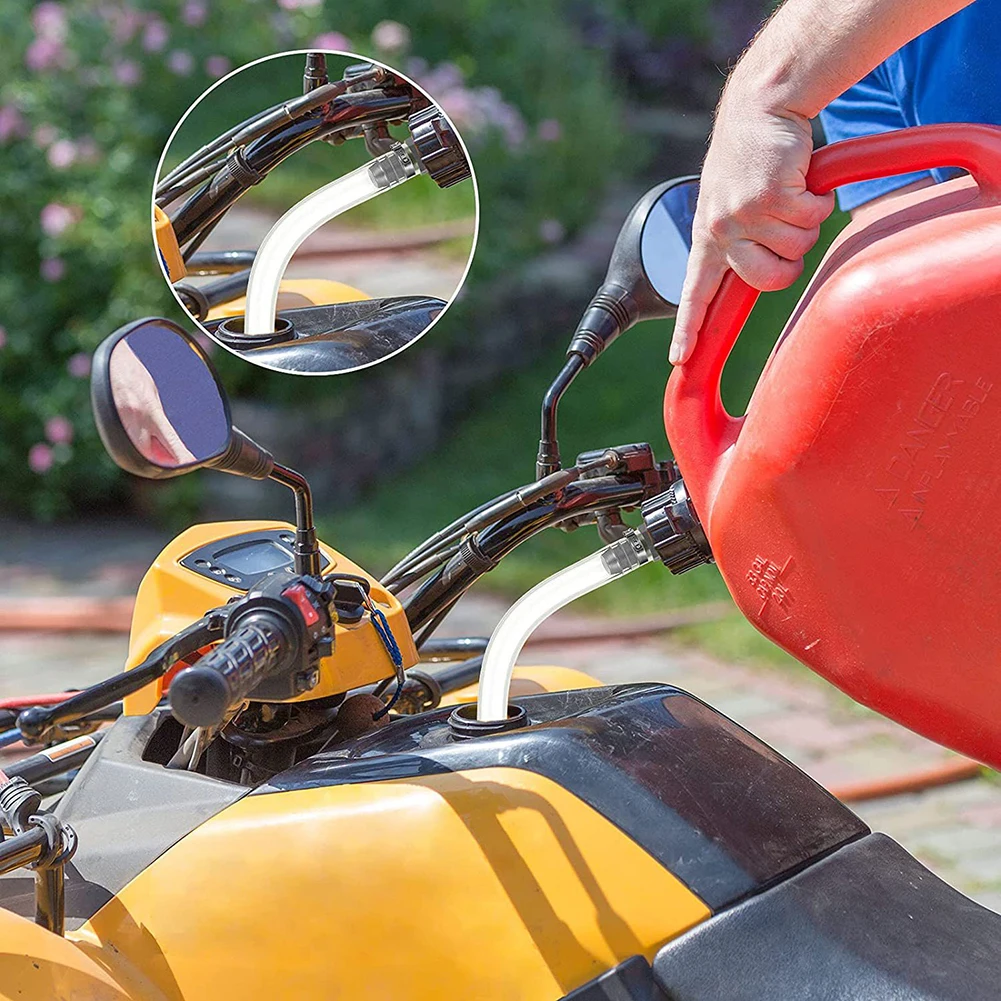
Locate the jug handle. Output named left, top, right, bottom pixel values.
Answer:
left=663, top=123, right=1001, bottom=518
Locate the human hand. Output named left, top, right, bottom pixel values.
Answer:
left=669, top=93, right=835, bottom=365
left=110, top=340, right=196, bottom=467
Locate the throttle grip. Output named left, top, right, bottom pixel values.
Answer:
left=169, top=610, right=294, bottom=728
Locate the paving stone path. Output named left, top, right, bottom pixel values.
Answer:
left=0, top=519, right=997, bottom=914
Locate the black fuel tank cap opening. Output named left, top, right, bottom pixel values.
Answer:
left=215, top=315, right=295, bottom=348
left=448, top=703, right=527, bottom=740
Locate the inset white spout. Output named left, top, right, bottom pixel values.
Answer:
left=243, top=142, right=422, bottom=336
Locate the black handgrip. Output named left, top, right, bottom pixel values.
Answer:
left=169, top=611, right=292, bottom=729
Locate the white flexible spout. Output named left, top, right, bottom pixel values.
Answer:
left=476, top=530, right=655, bottom=721
left=243, top=143, right=422, bottom=336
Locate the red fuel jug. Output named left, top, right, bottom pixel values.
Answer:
left=664, top=124, right=1001, bottom=767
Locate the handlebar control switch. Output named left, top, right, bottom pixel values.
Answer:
left=408, top=107, right=471, bottom=188
left=168, top=571, right=340, bottom=729
left=639, top=479, right=714, bottom=575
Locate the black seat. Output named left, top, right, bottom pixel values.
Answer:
left=653, top=833, right=1001, bottom=1000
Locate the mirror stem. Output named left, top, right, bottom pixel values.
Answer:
left=303, top=52, right=328, bottom=94
left=565, top=283, right=633, bottom=367
left=269, top=463, right=321, bottom=576
left=536, top=354, right=585, bottom=480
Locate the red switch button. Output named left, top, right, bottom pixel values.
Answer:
left=283, top=584, right=319, bottom=626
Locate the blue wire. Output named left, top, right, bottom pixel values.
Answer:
left=370, top=607, right=403, bottom=670
left=369, top=606, right=404, bottom=719
left=0, top=729, right=22, bottom=748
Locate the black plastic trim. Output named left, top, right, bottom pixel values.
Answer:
left=653, top=833, right=1001, bottom=1001
left=563, top=956, right=667, bottom=1000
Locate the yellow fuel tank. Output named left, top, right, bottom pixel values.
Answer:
left=73, top=767, right=709, bottom=1000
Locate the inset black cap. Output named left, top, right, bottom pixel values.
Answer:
left=408, top=107, right=471, bottom=188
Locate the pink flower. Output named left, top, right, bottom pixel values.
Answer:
left=278, top=0, right=321, bottom=8
left=371, top=20, right=410, bottom=53
left=419, top=62, right=465, bottom=95
left=28, top=443, right=54, bottom=474
left=142, top=19, right=168, bottom=52
left=67, top=352, right=90, bottom=378
left=32, top=2, right=66, bottom=40
left=310, top=32, right=351, bottom=50
left=40, top=257, right=65, bottom=282
left=438, top=90, right=476, bottom=127
left=106, top=5, right=143, bottom=44
left=182, top=0, right=207, bottom=26
left=204, top=55, right=230, bottom=79
left=32, top=124, right=57, bottom=148
left=46, top=138, right=76, bottom=169
left=538, top=218, right=565, bottom=244
left=537, top=118, right=562, bottom=142
left=0, top=105, right=24, bottom=143
left=39, top=202, right=78, bottom=237
left=25, top=36, right=65, bottom=72
left=0, top=326, right=6, bottom=350
left=113, top=60, right=141, bottom=87
left=44, top=415, right=73, bottom=445
left=167, top=50, right=194, bottom=76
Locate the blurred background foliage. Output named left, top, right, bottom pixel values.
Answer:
left=1, top=0, right=850, bottom=646
left=0, top=0, right=652, bottom=519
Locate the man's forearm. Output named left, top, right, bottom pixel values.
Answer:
left=729, top=0, right=973, bottom=120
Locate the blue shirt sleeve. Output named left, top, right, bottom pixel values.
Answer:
left=818, top=63, right=935, bottom=212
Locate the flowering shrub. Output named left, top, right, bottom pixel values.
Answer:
left=0, top=0, right=629, bottom=519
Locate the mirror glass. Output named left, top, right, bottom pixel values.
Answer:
left=109, top=322, right=230, bottom=468
left=639, top=179, right=699, bottom=305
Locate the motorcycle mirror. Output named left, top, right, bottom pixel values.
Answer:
left=537, top=176, right=698, bottom=478
left=91, top=317, right=322, bottom=574
left=566, top=176, right=698, bottom=366
left=91, top=317, right=273, bottom=481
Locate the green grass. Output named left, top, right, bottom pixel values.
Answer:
left=320, top=209, right=850, bottom=646
left=673, top=614, right=802, bottom=668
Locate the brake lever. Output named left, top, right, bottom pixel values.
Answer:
left=17, top=611, right=228, bottom=744
left=41, top=703, right=124, bottom=744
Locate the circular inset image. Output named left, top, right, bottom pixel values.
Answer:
left=153, top=50, right=477, bottom=375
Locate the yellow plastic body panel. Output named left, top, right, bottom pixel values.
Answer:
left=441, top=665, right=604, bottom=706
left=0, top=907, right=128, bottom=1000
left=74, top=768, right=710, bottom=1000
left=122, top=521, right=417, bottom=715
left=205, top=279, right=369, bottom=320
left=153, top=206, right=185, bottom=283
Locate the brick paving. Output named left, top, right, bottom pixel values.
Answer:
left=0, top=528, right=997, bottom=914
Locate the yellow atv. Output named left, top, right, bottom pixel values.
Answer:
left=0, top=173, right=996, bottom=1001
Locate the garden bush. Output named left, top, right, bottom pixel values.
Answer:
left=0, top=0, right=632, bottom=520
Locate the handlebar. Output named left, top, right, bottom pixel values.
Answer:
left=170, top=92, right=414, bottom=252
left=169, top=609, right=297, bottom=729
left=17, top=613, right=224, bottom=744
left=404, top=474, right=652, bottom=635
